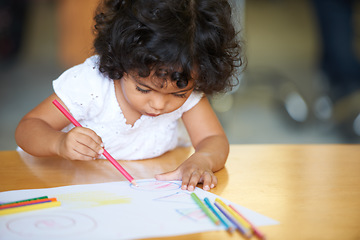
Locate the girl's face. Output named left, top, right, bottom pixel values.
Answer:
left=120, top=72, right=195, bottom=117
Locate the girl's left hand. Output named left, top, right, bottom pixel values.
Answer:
left=155, top=153, right=217, bottom=191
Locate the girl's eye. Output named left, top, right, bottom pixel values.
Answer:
left=173, top=93, right=187, bottom=98
left=136, top=86, right=150, bottom=93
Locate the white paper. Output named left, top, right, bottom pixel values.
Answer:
left=0, top=179, right=278, bottom=240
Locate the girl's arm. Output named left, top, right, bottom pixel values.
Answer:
left=155, top=96, right=229, bottom=191
left=15, top=93, right=104, bottom=160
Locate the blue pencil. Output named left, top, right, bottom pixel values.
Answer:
left=214, top=201, right=252, bottom=238
left=204, top=197, right=235, bottom=233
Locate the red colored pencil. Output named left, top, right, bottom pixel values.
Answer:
left=52, top=99, right=137, bottom=186
left=229, top=204, right=266, bottom=240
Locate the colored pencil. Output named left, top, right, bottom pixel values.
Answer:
left=0, top=196, right=48, bottom=206
left=0, top=201, right=61, bottom=216
left=215, top=198, right=252, bottom=229
left=52, top=99, right=137, bottom=186
left=214, top=202, right=252, bottom=238
left=190, top=193, right=220, bottom=225
left=0, top=198, right=57, bottom=210
left=204, top=197, right=235, bottom=232
left=230, top=204, right=266, bottom=240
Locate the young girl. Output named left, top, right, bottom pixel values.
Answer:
left=15, top=0, right=243, bottom=191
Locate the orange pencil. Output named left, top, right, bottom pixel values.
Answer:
left=0, top=201, right=61, bottom=216
left=0, top=198, right=57, bottom=210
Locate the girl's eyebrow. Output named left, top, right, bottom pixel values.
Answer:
left=134, top=78, right=194, bottom=94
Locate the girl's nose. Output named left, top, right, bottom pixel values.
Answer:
left=149, top=94, right=167, bottom=111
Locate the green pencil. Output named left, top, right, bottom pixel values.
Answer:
left=0, top=196, right=48, bottom=207
left=0, top=201, right=61, bottom=216
left=190, top=192, right=220, bottom=225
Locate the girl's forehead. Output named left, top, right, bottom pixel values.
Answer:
left=127, top=72, right=195, bottom=92
left=128, top=70, right=196, bottom=89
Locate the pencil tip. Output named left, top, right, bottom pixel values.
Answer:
left=131, top=180, right=138, bottom=187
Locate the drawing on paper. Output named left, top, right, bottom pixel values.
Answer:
left=56, top=191, right=131, bottom=209
left=130, top=180, right=181, bottom=191
left=6, top=212, right=97, bottom=237
left=0, top=179, right=278, bottom=240
left=154, top=191, right=193, bottom=204
left=176, top=208, right=209, bottom=222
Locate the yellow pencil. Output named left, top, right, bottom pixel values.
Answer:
left=0, top=201, right=61, bottom=216
left=215, top=198, right=252, bottom=230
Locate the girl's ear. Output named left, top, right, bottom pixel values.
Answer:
left=122, top=72, right=129, bottom=81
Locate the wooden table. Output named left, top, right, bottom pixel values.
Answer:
left=1, top=145, right=360, bottom=240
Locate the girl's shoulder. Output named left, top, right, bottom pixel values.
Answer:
left=53, top=55, right=113, bottom=120
left=54, top=55, right=109, bottom=91
left=180, top=91, right=204, bottom=112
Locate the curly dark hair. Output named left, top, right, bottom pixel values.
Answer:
left=93, top=0, right=244, bottom=95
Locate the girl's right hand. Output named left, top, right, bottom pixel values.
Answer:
left=56, top=127, right=104, bottom=161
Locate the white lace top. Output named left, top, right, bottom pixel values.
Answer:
left=53, top=56, right=203, bottom=160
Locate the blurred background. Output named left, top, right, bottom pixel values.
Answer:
left=0, top=0, right=359, bottom=150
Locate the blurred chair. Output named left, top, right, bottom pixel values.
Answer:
left=311, top=0, right=360, bottom=140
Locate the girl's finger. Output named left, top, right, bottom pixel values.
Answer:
left=155, top=169, right=181, bottom=181
left=67, top=148, right=95, bottom=161
left=180, top=170, right=192, bottom=190
left=211, top=175, right=218, bottom=189
left=186, top=171, right=202, bottom=192
left=201, top=171, right=213, bottom=191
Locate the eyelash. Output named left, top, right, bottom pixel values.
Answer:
left=172, top=93, right=187, bottom=98
left=136, top=86, right=187, bottom=98
left=136, top=86, right=150, bottom=93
